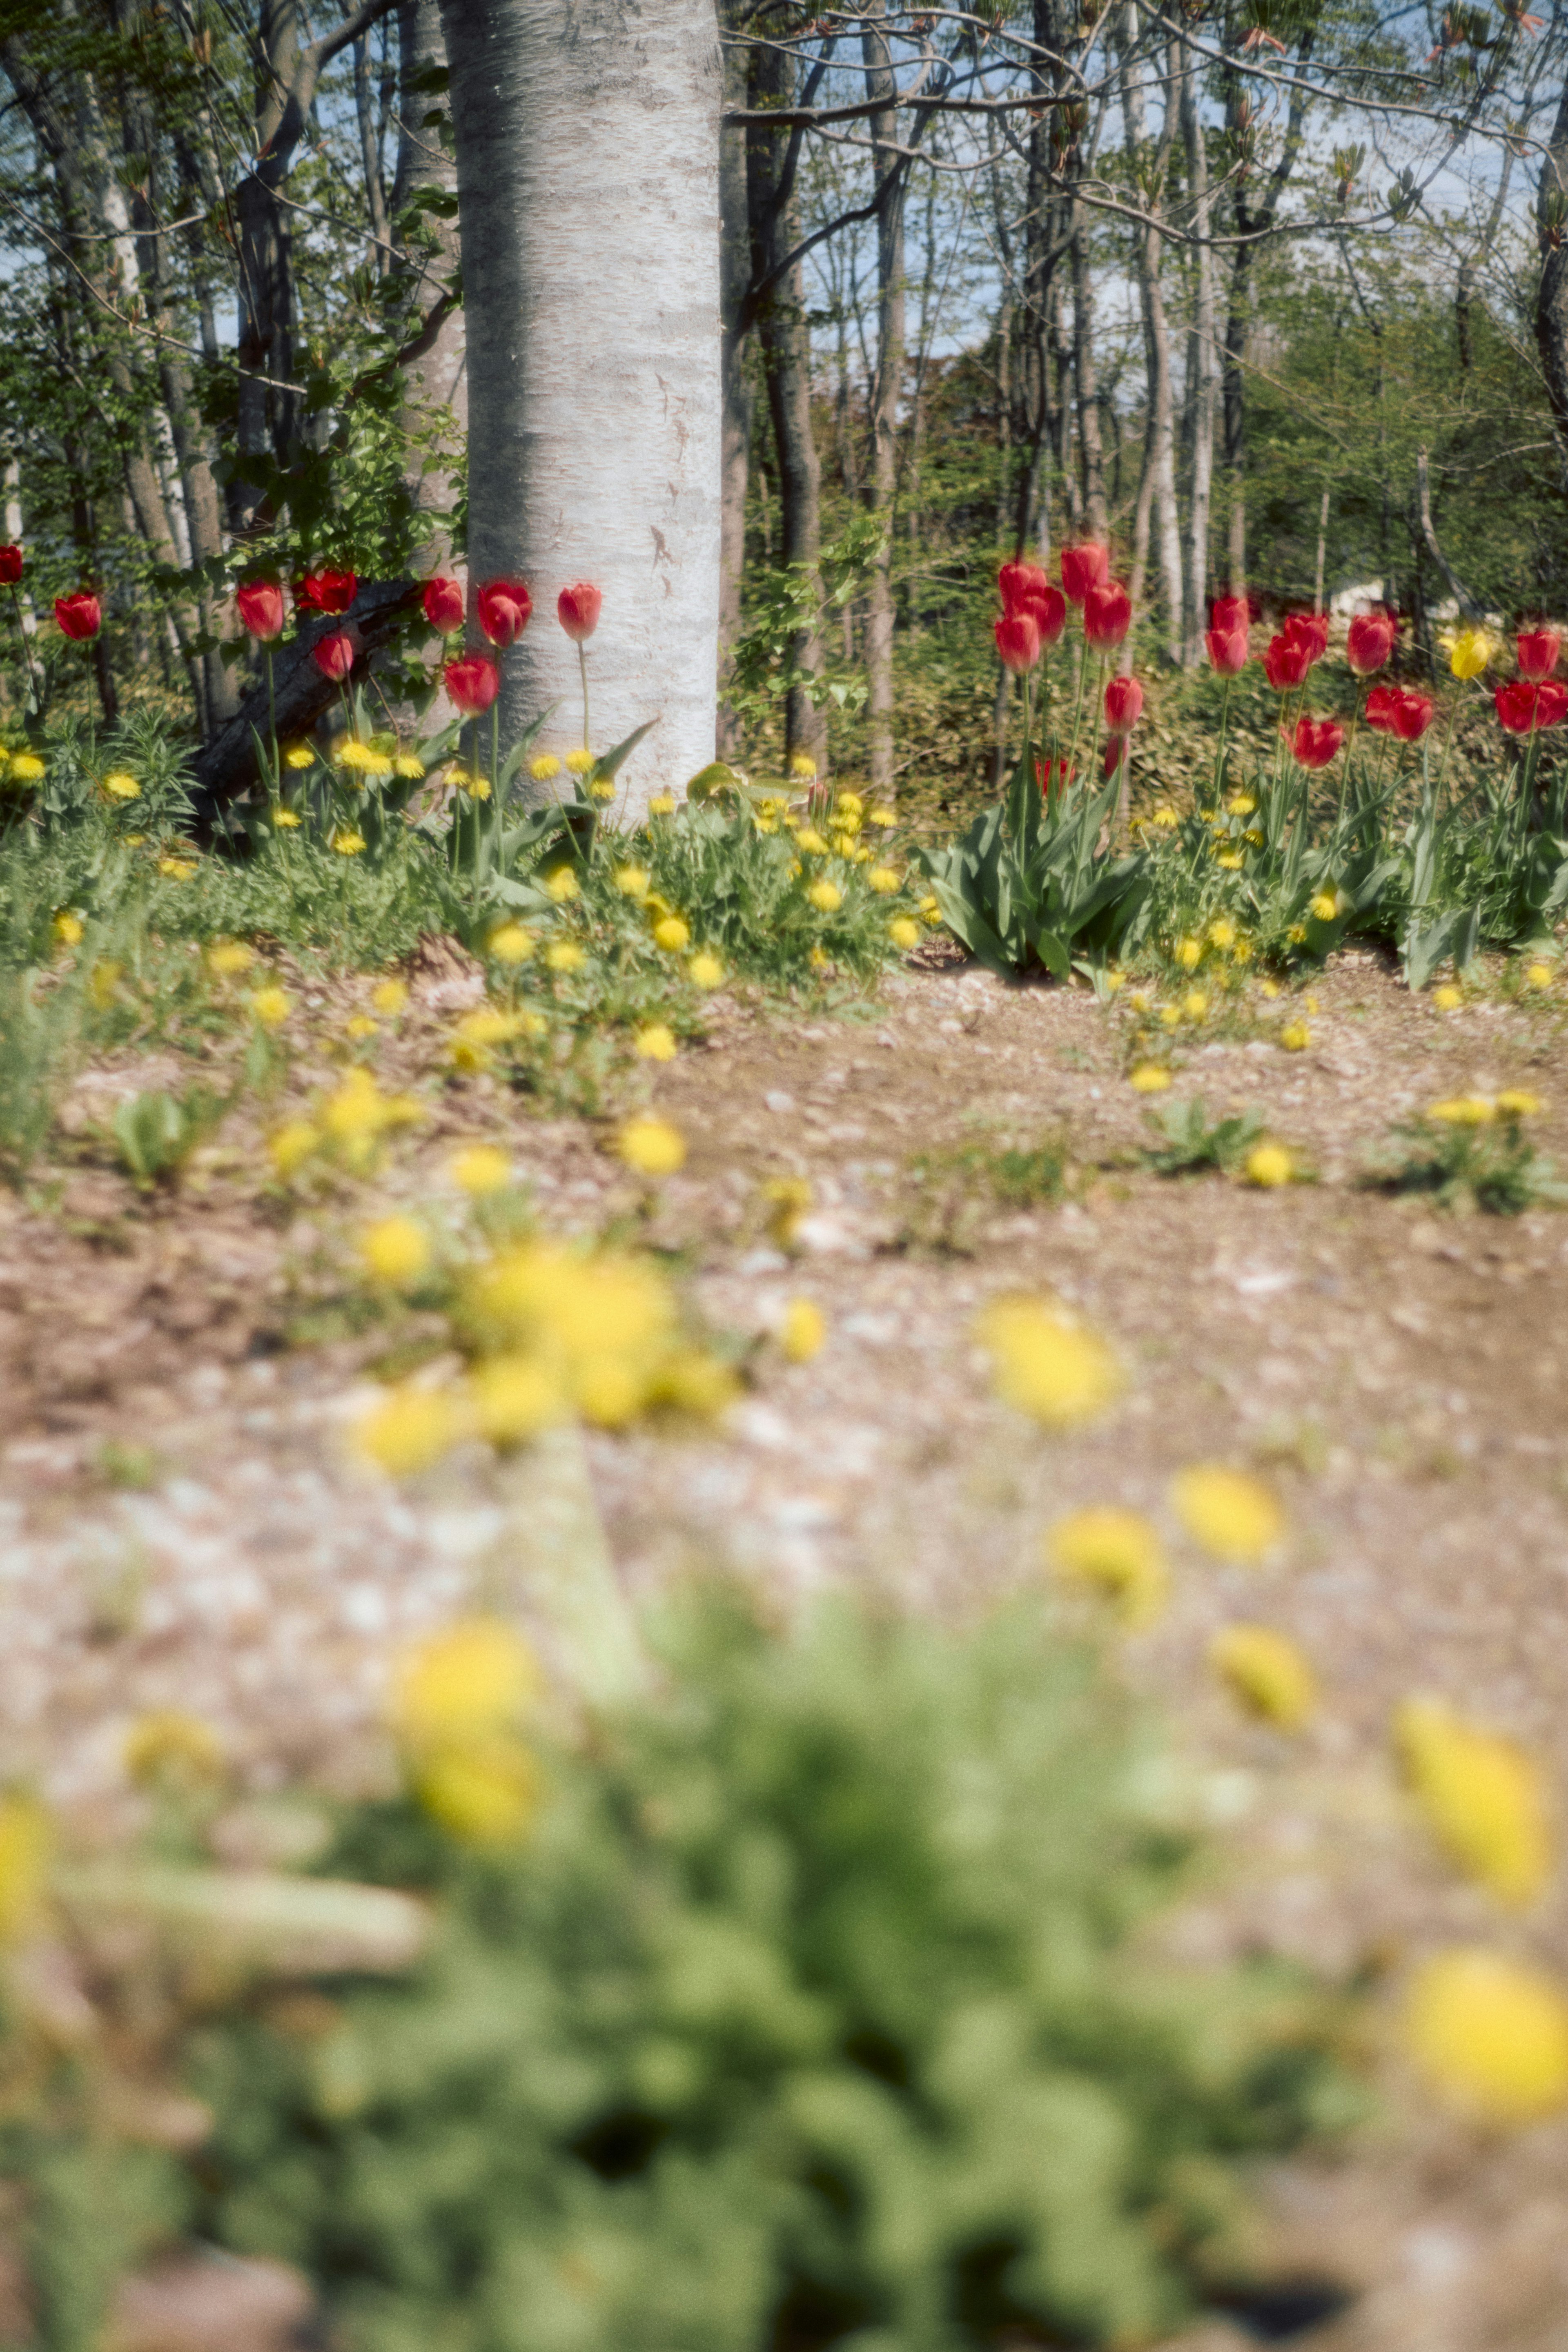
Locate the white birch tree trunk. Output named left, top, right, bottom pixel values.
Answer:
left=1179, top=34, right=1216, bottom=665
left=439, top=0, right=722, bottom=813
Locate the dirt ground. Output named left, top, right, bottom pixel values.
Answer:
left=4, top=944, right=1568, bottom=2350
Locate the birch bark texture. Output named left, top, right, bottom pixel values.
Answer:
left=439, top=0, right=722, bottom=811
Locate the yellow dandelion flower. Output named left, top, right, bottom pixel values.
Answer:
left=1182, top=990, right=1209, bottom=1021
left=1279, top=1020, right=1312, bottom=1051
left=688, top=950, right=724, bottom=989
left=355, top=1386, right=463, bottom=1477
left=1525, top=961, right=1553, bottom=990
left=615, top=865, right=650, bottom=898
left=1176, top=938, right=1203, bottom=971
left=331, top=829, right=366, bottom=856
left=272, top=807, right=302, bottom=829
left=869, top=805, right=897, bottom=827
left=488, top=923, right=535, bottom=964
left=0, top=1796, right=51, bottom=1943
left=1047, top=1506, right=1167, bottom=1627
left=9, top=752, right=44, bottom=783
left=976, top=1295, right=1123, bottom=1430
left=283, top=743, right=315, bottom=770
left=653, top=914, right=690, bottom=953
left=588, top=779, right=615, bottom=802
left=781, top=1297, right=826, bottom=1363
left=796, top=828, right=831, bottom=855
left=1309, top=890, right=1339, bottom=923
left=416, top=1738, right=540, bottom=1844
left=1396, top=1698, right=1553, bottom=1907
left=565, top=748, right=593, bottom=777
left=158, top=857, right=196, bottom=879
left=1216, top=851, right=1244, bottom=871
left=1128, top=990, right=1151, bottom=1012
left=789, top=751, right=818, bottom=779
left=1405, top=1949, right=1568, bottom=2125
left=806, top=878, right=842, bottom=913
left=1260, top=978, right=1281, bottom=1000
left=1428, top=1094, right=1494, bottom=1126
left=868, top=865, right=901, bottom=894
left=1448, top=626, right=1494, bottom=680
left=449, top=1144, right=512, bottom=1194
left=336, top=739, right=375, bottom=771
left=1129, top=1064, right=1171, bottom=1092
left=103, top=770, right=140, bottom=801
left=469, top=1357, right=562, bottom=1448
left=1172, top=1464, right=1283, bottom=1566
left=1244, top=1143, right=1294, bottom=1188
left=124, top=1710, right=225, bottom=1789
left=51, top=910, right=83, bottom=948
left=88, top=959, right=122, bottom=1010
left=764, top=1175, right=811, bottom=1247
left=1432, top=984, right=1463, bottom=1012
left=390, top=1618, right=538, bottom=1749
left=1211, top=1625, right=1316, bottom=1729
left=546, top=940, right=586, bottom=973
left=249, top=986, right=292, bottom=1029
left=1497, top=1090, right=1541, bottom=1118
left=1158, top=1005, right=1182, bottom=1029
left=635, top=1022, right=678, bottom=1062
left=647, top=792, right=677, bottom=816
left=544, top=866, right=579, bottom=904
left=359, top=1216, right=431, bottom=1288
left=371, top=978, right=409, bottom=1016
left=530, top=754, right=562, bottom=782
left=1207, top=918, right=1236, bottom=949
left=391, top=753, right=423, bottom=781
left=1227, top=793, right=1257, bottom=815
left=617, top=1114, right=686, bottom=1176
left=345, top=1013, right=378, bottom=1040
left=267, top=1120, right=320, bottom=1180
left=455, top=1008, right=526, bottom=1048
left=1151, top=805, right=1178, bottom=828
left=889, top=915, right=921, bottom=950
left=208, top=940, right=255, bottom=978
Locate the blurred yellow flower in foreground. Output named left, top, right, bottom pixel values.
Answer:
left=1244, top=1143, right=1294, bottom=1189
left=390, top=1618, right=538, bottom=1749
left=51, top=911, right=83, bottom=947
left=1129, top=1065, right=1171, bottom=1093
left=976, top=1296, right=1122, bottom=1431
left=688, top=950, right=724, bottom=988
left=449, top=1144, right=511, bottom=1194
left=618, top=1115, right=686, bottom=1176
left=355, top=1386, right=464, bottom=1476
left=360, top=1216, right=432, bottom=1288
left=615, top=864, right=650, bottom=898
left=267, top=1120, right=320, bottom=1180
left=1176, top=938, right=1202, bottom=970
left=781, top=1297, right=826, bottom=1363
left=371, top=978, right=408, bottom=1016
left=545, top=866, right=579, bottom=903
left=1211, top=1625, right=1316, bottom=1728
left=416, top=1739, right=541, bottom=1844
left=249, top=986, right=292, bottom=1028
left=1526, top=961, right=1553, bottom=990
left=635, top=1022, right=678, bottom=1062
left=1428, top=1095, right=1493, bottom=1127
left=764, top=1175, right=811, bottom=1247
left=1047, top=1506, right=1167, bottom=1627
left=1395, top=1698, right=1553, bottom=1908
left=869, top=865, right=901, bottom=894
left=1172, top=1465, right=1283, bottom=1565
left=647, top=792, right=677, bottom=816
left=469, top=1356, right=562, bottom=1446
left=806, top=879, right=842, bottom=913
left=1432, top=984, right=1463, bottom=1012
left=545, top=940, right=586, bottom=974
left=1405, top=1949, right=1568, bottom=2125
left=653, top=914, right=690, bottom=952
left=565, top=748, right=593, bottom=777
left=1279, top=1021, right=1311, bottom=1051
left=0, top=1796, right=50, bottom=1942
left=158, top=856, right=196, bottom=880
left=207, top=940, right=254, bottom=978
left=124, top=1710, right=225, bottom=1790
left=889, top=916, right=921, bottom=950
left=1497, top=1089, right=1541, bottom=1118
left=488, top=923, right=535, bottom=964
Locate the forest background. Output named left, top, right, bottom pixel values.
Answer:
left=0, top=0, right=1564, bottom=829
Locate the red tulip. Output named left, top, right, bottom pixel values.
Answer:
left=557, top=581, right=603, bottom=643
left=1283, top=610, right=1329, bottom=667
left=1060, top=542, right=1110, bottom=604
left=1364, top=684, right=1398, bottom=734
left=298, top=569, right=356, bottom=616
left=1035, top=756, right=1076, bottom=795
left=311, top=629, right=356, bottom=682
left=444, top=654, right=501, bottom=716
left=1290, top=715, right=1344, bottom=769
left=1346, top=611, right=1396, bottom=677
left=1496, top=679, right=1568, bottom=734
left=477, top=577, right=532, bottom=646
left=236, top=579, right=285, bottom=641
left=1205, top=625, right=1249, bottom=675
left=1082, top=579, right=1131, bottom=652
left=1102, top=735, right=1129, bottom=778
left=1263, top=633, right=1312, bottom=690
left=422, top=576, right=466, bottom=635
left=1015, top=584, right=1067, bottom=646
left=1210, top=592, right=1249, bottom=636
left=998, top=560, right=1049, bottom=614
left=54, top=591, right=100, bottom=641
left=0, top=546, right=23, bottom=586
left=1517, top=627, right=1561, bottom=682
left=995, top=611, right=1042, bottom=673
left=1104, top=673, right=1143, bottom=734
left=1389, top=689, right=1435, bottom=742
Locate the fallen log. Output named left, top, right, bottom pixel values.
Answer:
left=189, top=578, right=422, bottom=832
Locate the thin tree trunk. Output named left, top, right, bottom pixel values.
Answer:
left=392, top=2, right=468, bottom=562
left=354, top=33, right=394, bottom=272
left=1070, top=220, right=1107, bottom=541
left=1118, top=12, right=1178, bottom=652
left=1179, top=31, right=1215, bottom=662
left=862, top=0, right=905, bottom=798
left=440, top=0, right=722, bottom=808
left=1536, top=76, right=1568, bottom=476
left=717, top=11, right=753, bottom=762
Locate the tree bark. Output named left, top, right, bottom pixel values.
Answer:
left=1118, top=10, right=1179, bottom=655
left=392, top=1, right=468, bottom=559
left=717, top=11, right=753, bottom=762
left=1535, top=76, right=1568, bottom=475
left=1178, top=31, right=1215, bottom=662
left=440, top=0, right=722, bottom=809
left=1070, top=219, right=1107, bottom=542
left=746, top=15, right=827, bottom=776
left=862, top=0, right=904, bottom=798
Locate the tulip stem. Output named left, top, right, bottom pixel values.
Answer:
left=1434, top=693, right=1459, bottom=812
left=265, top=646, right=278, bottom=795
left=1067, top=635, right=1090, bottom=788
left=579, top=643, right=590, bottom=763
left=1213, top=678, right=1233, bottom=811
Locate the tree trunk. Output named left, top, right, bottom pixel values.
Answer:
left=440, top=0, right=722, bottom=809
left=392, top=1, right=468, bottom=560
left=717, top=13, right=753, bottom=762
left=1536, top=77, right=1568, bottom=475
left=1118, top=11, right=1179, bottom=654
left=1070, top=221, right=1107, bottom=541
left=1179, top=33, right=1215, bottom=662
left=746, top=18, right=827, bottom=776
left=862, top=0, right=904, bottom=798
left=355, top=33, right=394, bottom=272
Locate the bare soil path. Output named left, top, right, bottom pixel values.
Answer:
left=3, top=949, right=1568, bottom=2350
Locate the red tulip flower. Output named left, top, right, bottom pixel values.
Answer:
left=1388, top=689, right=1435, bottom=742
left=1210, top=592, right=1249, bottom=637
left=1346, top=611, right=1396, bottom=677
left=1282, top=610, right=1329, bottom=667
left=1036, top=756, right=1076, bottom=795
left=557, top=581, right=603, bottom=643
left=1496, top=679, right=1568, bottom=735
left=236, top=579, right=285, bottom=641
left=444, top=654, right=501, bottom=716
left=54, top=591, right=101, bottom=641
left=998, top=559, right=1049, bottom=614
left=477, top=577, right=532, bottom=646
left=0, top=546, right=23, bottom=586
left=995, top=611, right=1042, bottom=673
left=1263, top=633, right=1312, bottom=691
left=1060, top=542, right=1110, bottom=604
left=1516, top=627, right=1561, bottom=682
left=1102, top=735, right=1130, bottom=778
left=422, top=577, right=465, bottom=636
left=1290, top=715, right=1344, bottom=768
left=298, top=569, right=356, bottom=617
left=1205, top=625, right=1249, bottom=675
left=1082, top=579, right=1131, bottom=652
left=310, top=629, right=356, bottom=682
left=1104, top=673, right=1143, bottom=734
left=1364, top=684, right=1398, bottom=734
left=1015, top=585, right=1067, bottom=646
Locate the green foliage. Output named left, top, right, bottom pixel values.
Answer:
left=724, top=517, right=881, bottom=734
left=1365, top=1102, right=1568, bottom=1216
left=898, top=1129, right=1073, bottom=1254
left=111, top=1083, right=227, bottom=1188
left=1142, top=1097, right=1266, bottom=1177
left=182, top=1591, right=1350, bottom=2352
